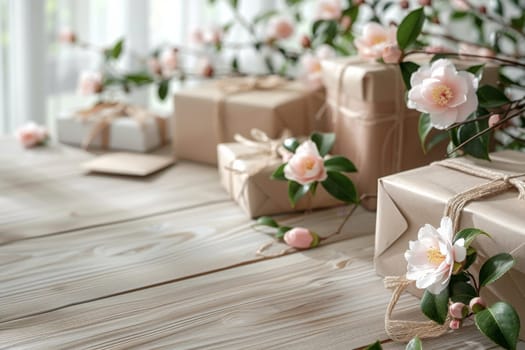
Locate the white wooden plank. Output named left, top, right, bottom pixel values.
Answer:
left=0, top=202, right=375, bottom=322
left=0, top=238, right=501, bottom=350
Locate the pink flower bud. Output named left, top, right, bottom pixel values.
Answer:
left=449, top=302, right=467, bottom=319
left=300, top=35, right=311, bottom=49
left=469, top=297, right=486, bottom=313
left=489, top=114, right=501, bottom=128
left=148, top=58, right=162, bottom=76
left=340, top=16, right=352, bottom=31
left=449, top=319, right=462, bottom=330
left=400, top=0, right=409, bottom=9
left=198, top=58, right=214, bottom=78
left=15, top=122, right=48, bottom=148
left=283, top=227, right=319, bottom=249
left=58, top=28, right=76, bottom=44
left=418, top=0, right=432, bottom=6
left=382, top=44, right=402, bottom=64
left=267, top=17, right=294, bottom=40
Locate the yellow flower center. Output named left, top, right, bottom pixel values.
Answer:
left=431, top=84, right=453, bottom=106
left=427, top=248, right=446, bottom=265
left=370, top=35, right=387, bottom=45
left=305, top=159, right=315, bottom=170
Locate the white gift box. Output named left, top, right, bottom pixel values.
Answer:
left=57, top=111, right=170, bottom=153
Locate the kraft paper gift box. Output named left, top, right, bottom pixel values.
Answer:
left=374, top=150, right=525, bottom=339
left=320, top=56, right=499, bottom=206
left=173, top=77, right=326, bottom=165
left=57, top=103, right=169, bottom=153
left=217, top=132, right=342, bottom=218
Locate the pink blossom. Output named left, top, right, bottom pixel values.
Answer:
left=354, top=22, right=397, bottom=60
left=489, top=114, right=501, bottom=128
left=452, top=0, right=470, bottom=11
left=300, top=35, right=311, bottom=49
left=300, top=44, right=335, bottom=89
left=382, top=44, right=402, bottom=63
left=407, top=59, right=479, bottom=129
left=191, top=28, right=204, bottom=44
left=198, top=58, right=214, bottom=78
left=449, top=302, right=467, bottom=319
left=284, top=140, right=327, bottom=185
left=283, top=227, right=318, bottom=249
left=317, top=0, right=342, bottom=20
left=58, top=28, right=76, bottom=44
left=77, top=71, right=103, bottom=96
left=405, top=217, right=466, bottom=294
left=469, top=297, right=486, bottom=313
left=267, top=17, right=294, bottom=40
left=340, top=16, right=352, bottom=31
left=449, top=319, right=462, bottom=330
left=160, top=48, right=179, bottom=73
left=15, top=122, right=48, bottom=148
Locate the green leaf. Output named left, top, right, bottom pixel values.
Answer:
left=449, top=280, right=477, bottom=304
left=228, top=0, right=238, bottom=8
left=231, top=57, right=239, bottom=72
left=109, top=38, right=124, bottom=59
left=464, top=246, right=478, bottom=270
left=451, top=11, right=468, bottom=19
left=288, top=181, right=311, bottom=207
left=321, top=171, right=358, bottom=203
left=420, top=288, right=449, bottom=325
left=458, top=120, right=490, bottom=160
left=285, top=0, right=303, bottom=5
left=253, top=10, right=278, bottom=24
left=418, top=113, right=432, bottom=152
left=466, top=64, right=485, bottom=80
left=397, top=7, right=425, bottom=50
left=276, top=226, right=292, bottom=239
left=364, top=340, right=382, bottom=350
left=454, top=228, right=490, bottom=247
left=479, top=253, right=515, bottom=287
left=477, top=85, right=510, bottom=108
left=125, top=73, right=153, bottom=85
left=157, top=80, right=169, bottom=101
left=324, top=156, right=357, bottom=173
left=399, top=61, right=420, bottom=90
left=271, top=163, right=287, bottom=181
left=311, top=20, right=338, bottom=45
left=475, top=302, right=520, bottom=350
left=311, top=132, right=335, bottom=157
left=406, top=336, right=423, bottom=350
left=283, top=138, right=300, bottom=153
left=255, top=216, right=279, bottom=228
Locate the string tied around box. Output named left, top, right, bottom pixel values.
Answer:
left=384, top=157, right=525, bottom=342
left=75, top=102, right=168, bottom=150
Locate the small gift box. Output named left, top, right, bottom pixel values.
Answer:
left=57, top=102, right=170, bottom=153
left=320, top=57, right=499, bottom=206
left=217, top=129, right=342, bottom=218
left=374, top=150, right=525, bottom=339
left=174, top=76, right=326, bottom=165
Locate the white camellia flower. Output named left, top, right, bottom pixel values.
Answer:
left=407, top=59, right=479, bottom=130
left=405, top=217, right=467, bottom=294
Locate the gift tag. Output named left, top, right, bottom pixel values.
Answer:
left=82, top=152, right=175, bottom=176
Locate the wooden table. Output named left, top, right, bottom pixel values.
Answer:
left=0, top=139, right=519, bottom=349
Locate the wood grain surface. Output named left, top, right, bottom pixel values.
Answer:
left=1, top=138, right=522, bottom=350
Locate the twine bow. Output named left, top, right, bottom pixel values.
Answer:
left=384, top=157, right=525, bottom=342
left=225, top=128, right=291, bottom=205
left=75, top=102, right=168, bottom=150
left=216, top=75, right=288, bottom=94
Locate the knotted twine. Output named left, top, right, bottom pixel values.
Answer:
left=75, top=102, right=168, bottom=150
left=384, top=157, right=525, bottom=342
left=224, top=128, right=291, bottom=205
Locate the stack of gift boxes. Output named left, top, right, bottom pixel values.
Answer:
left=56, top=56, right=524, bottom=339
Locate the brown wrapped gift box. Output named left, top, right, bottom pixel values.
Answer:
left=173, top=79, right=325, bottom=165
left=321, top=57, right=499, bottom=204
left=217, top=141, right=343, bottom=218
left=374, top=150, right=525, bottom=339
